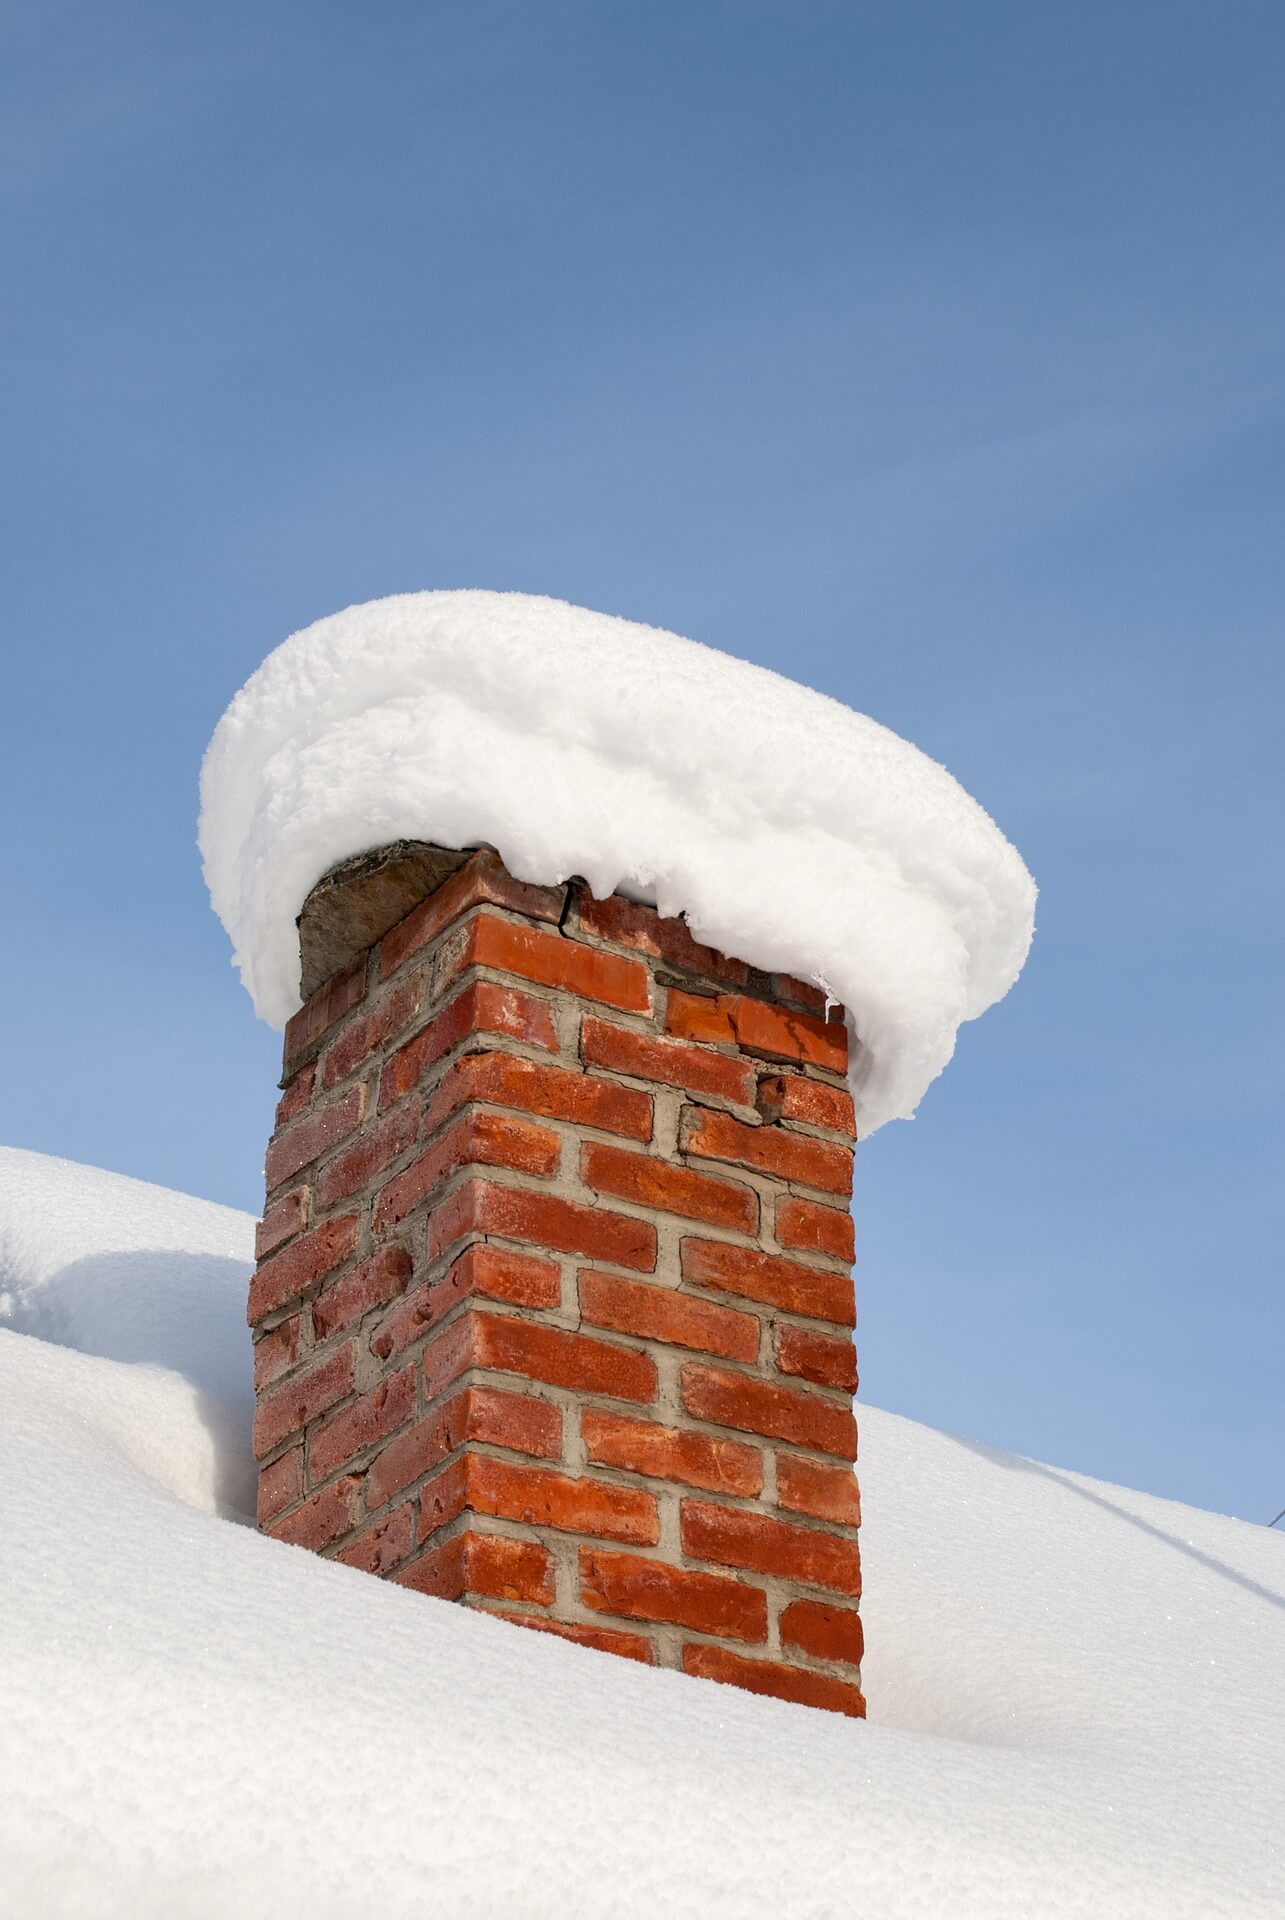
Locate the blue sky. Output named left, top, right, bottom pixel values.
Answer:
left=2, top=1, right=1281, bottom=1523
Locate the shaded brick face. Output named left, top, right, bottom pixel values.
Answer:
left=250, top=847, right=863, bottom=1719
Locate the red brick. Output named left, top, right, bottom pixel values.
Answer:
left=257, top=1447, right=302, bottom=1524
left=771, top=975, right=834, bottom=1016
left=580, top=1548, right=766, bottom=1641
left=424, top=1180, right=657, bottom=1272
left=582, top=1142, right=757, bottom=1235
left=275, top=1061, right=316, bottom=1128
left=313, top=1246, right=413, bottom=1343
left=502, top=1613, right=655, bottom=1663
left=315, top=1099, right=420, bottom=1210
left=309, top=1366, right=416, bottom=1481
left=776, top=1454, right=862, bottom=1526
left=399, top=1529, right=556, bottom=1606
left=422, top=1051, right=652, bottom=1143
left=681, top=1238, right=854, bottom=1327
left=680, top=1500, right=861, bottom=1595
left=419, top=1456, right=659, bottom=1546
left=379, top=849, right=567, bottom=978
left=249, top=1214, right=359, bottom=1322
left=374, top=1109, right=560, bottom=1232
left=681, top=1365, right=856, bottom=1460
left=253, top=1344, right=355, bottom=1459
left=283, top=962, right=367, bottom=1073
left=583, top=1410, right=762, bottom=1497
left=335, top=1503, right=416, bottom=1576
left=268, top=1475, right=361, bottom=1553
left=682, top=1644, right=865, bottom=1717
left=265, top=1087, right=365, bottom=1191
left=572, top=892, right=750, bottom=989
left=253, top=1315, right=301, bottom=1392
left=683, top=1108, right=853, bottom=1198
left=256, top=1186, right=308, bottom=1260
left=780, top=1598, right=864, bottom=1667
left=319, top=975, right=424, bottom=1089
left=581, top=1016, right=756, bottom=1106
left=423, top=1310, right=657, bottom=1406
left=757, top=1073, right=855, bottom=1136
left=379, top=980, right=558, bottom=1108
left=666, top=989, right=847, bottom=1074
left=774, top=1195, right=855, bottom=1263
left=366, top=1384, right=561, bottom=1508
left=447, top=913, right=651, bottom=1015
left=775, top=1325, right=858, bottom=1392
left=578, top=1271, right=758, bottom=1362
left=371, top=1244, right=560, bottom=1359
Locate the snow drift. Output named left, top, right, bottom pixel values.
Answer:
left=198, top=591, right=1036, bottom=1134
left=2, top=1144, right=1282, bottom=1919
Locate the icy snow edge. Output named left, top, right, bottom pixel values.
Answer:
left=198, top=590, right=1035, bottom=1134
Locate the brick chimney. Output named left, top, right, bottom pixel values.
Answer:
left=250, top=844, right=863, bottom=1717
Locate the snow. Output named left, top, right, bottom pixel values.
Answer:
left=2, top=1146, right=1281, bottom=1917
left=198, top=591, right=1036, bottom=1134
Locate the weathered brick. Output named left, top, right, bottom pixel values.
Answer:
left=315, top=1099, right=420, bottom=1210
left=268, top=1474, right=361, bottom=1553
left=680, top=1500, right=861, bottom=1596
left=666, top=989, right=847, bottom=1074
left=379, top=849, right=567, bottom=979
left=367, top=1384, right=562, bottom=1508
left=275, top=1061, right=317, bottom=1129
left=681, top=1365, right=856, bottom=1459
left=319, top=975, right=424, bottom=1090
left=775, top=1325, right=858, bottom=1392
left=582, top=1142, right=757, bottom=1235
left=581, top=1016, right=756, bottom=1106
left=422, top=1310, right=657, bottom=1407
left=502, top=1613, right=655, bottom=1663
left=309, top=1366, right=416, bottom=1482
left=335, top=1503, right=416, bottom=1576
left=756, top=1073, right=855, bottom=1137
left=779, top=1598, right=864, bottom=1667
left=256, top=1186, right=308, bottom=1260
left=422, top=1050, right=652, bottom=1143
left=683, top=1107, right=853, bottom=1197
left=776, top=1454, right=862, bottom=1526
left=582, top=1409, right=762, bottom=1496
left=252, top=1315, right=301, bottom=1392
left=578, top=1270, right=759, bottom=1362
left=265, top=1087, right=365, bottom=1192
left=249, top=1214, right=359, bottom=1322
left=379, top=980, right=558, bottom=1108
left=572, top=891, right=750, bottom=989
left=371, top=1244, right=560, bottom=1360
left=313, top=1246, right=413, bottom=1343
left=253, top=1344, right=355, bottom=1459
left=398, top=1530, right=557, bottom=1606
left=774, top=1194, right=855, bottom=1263
left=283, top=962, right=367, bottom=1073
left=424, top=1179, right=657, bottom=1272
left=375, top=1109, right=560, bottom=1233
left=419, top=1455, right=660, bottom=1546
left=257, top=1446, right=302, bottom=1524
left=682, top=1643, right=865, bottom=1717
left=680, top=1237, right=854, bottom=1327
left=580, top=1548, right=766, bottom=1641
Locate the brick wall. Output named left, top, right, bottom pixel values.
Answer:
left=251, top=847, right=864, bottom=1717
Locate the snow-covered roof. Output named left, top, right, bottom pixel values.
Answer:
left=199, top=591, right=1036, bottom=1134
left=3, top=1143, right=1282, bottom=1917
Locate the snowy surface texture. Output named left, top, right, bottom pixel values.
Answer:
left=3, top=1150, right=1282, bottom=1916
left=199, top=591, right=1036, bottom=1133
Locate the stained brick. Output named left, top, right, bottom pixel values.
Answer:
left=680, top=1237, right=854, bottom=1327
left=580, top=1548, right=766, bottom=1641
left=283, top=963, right=367, bottom=1074
left=756, top=1073, right=855, bottom=1137
left=572, top=891, right=749, bottom=989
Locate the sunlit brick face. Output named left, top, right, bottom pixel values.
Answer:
left=250, top=847, right=864, bottom=1717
